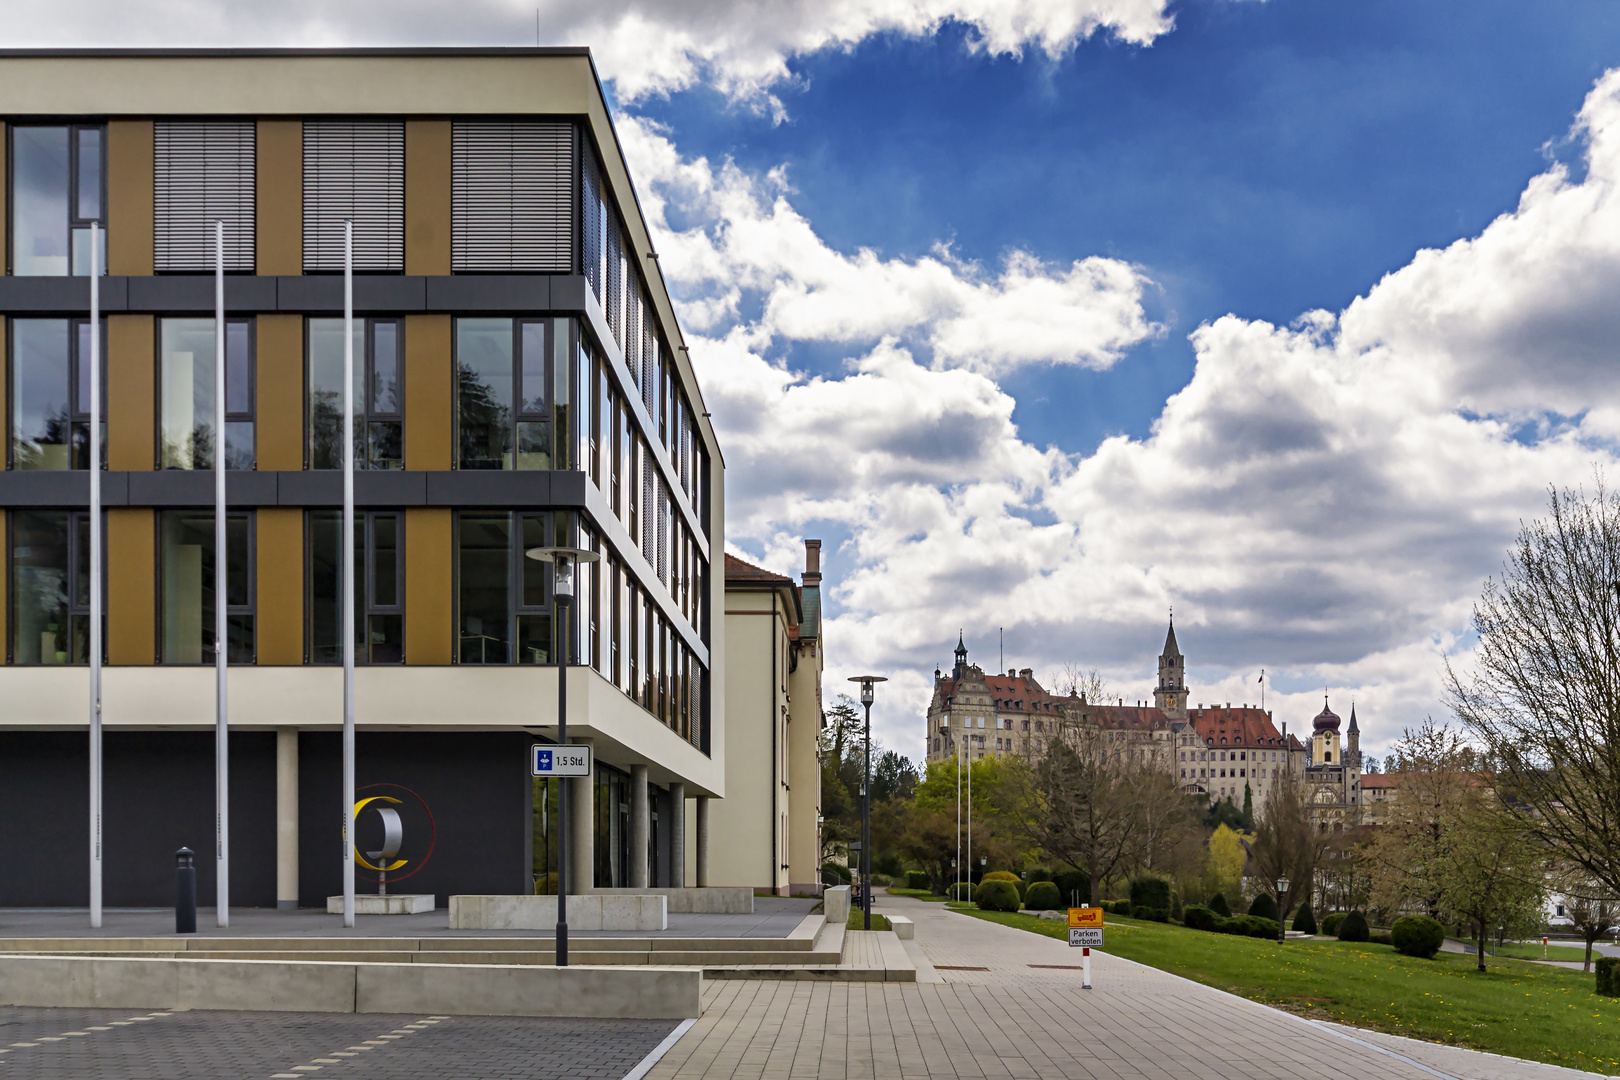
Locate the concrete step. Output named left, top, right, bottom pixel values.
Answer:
left=0, top=945, right=845, bottom=967
left=0, top=935, right=820, bottom=955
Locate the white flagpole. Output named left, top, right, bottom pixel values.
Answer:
left=342, top=220, right=356, bottom=928
left=214, top=219, right=230, bottom=928
left=89, top=222, right=102, bottom=929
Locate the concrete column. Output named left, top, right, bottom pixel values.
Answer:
left=695, top=796, right=710, bottom=888
left=275, top=728, right=298, bottom=910
left=629, top=764, right=650, bottom=889
left=669, top=782, right=686, bottom=888
left=569, top=763, right=595, bottom=893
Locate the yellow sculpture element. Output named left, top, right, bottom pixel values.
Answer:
left=353, top=795, right=409, bottom=872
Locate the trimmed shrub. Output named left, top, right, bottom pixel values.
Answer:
left=1130, top=905, right=1171, bottom=922
left=1370, top=931, right=1393, bottom=946
left=904, top=871, right=929, bottom=891
left=1231, top=915, right=1280, bottom=940
left=948, top=882, right=976, bottom=902
left=1170, top=892, right=1184, bottom=920
left=1053, top=870, right=1090, bottom=907
left=1025, top=867, right=1054, bottom=886
left=1247, top=893, right=1279, bottom=922
left=1183, top=905, right=1217, bottom=931
left=1391, top=915, right=1445, bottom=959
left=1321, top=911, right=1346, bottom=936
left=1129, top=873, right=1173, bottom=914
left=976, top=879, right=1022, bottom=912
left=1110, top=899, right=1134, bottom=915
left=1596, top=956, right=1619, bottom=997
left=982, top=870, right=1020, bottom=883
left=1338, top=910, right=1370, bottom=942
left=1293, top=905, right=1318, bottom=935
left=1024, top=881, right=1062, bottom=911
left=1209, top=892, right=1232, bottom=918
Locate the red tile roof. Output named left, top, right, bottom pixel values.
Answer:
left=725, top=553, right=792, bottom=584
left=1359, top=772, right=1402, bottom=789
left=1188, top=706, right=1287, bottom=747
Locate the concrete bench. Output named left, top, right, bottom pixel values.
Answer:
left=591, top=887, right=754, bottom=914
left=887, top=915, right=914, bottom=940
left=449, top=894, right=667, bottom=932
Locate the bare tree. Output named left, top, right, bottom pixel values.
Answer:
left=1449, top=479, right=1620, bottom=904
left=1555, top=867, right=1619, bottom=973
left=1370, top=721, right=1545, bottom=971
left=1249, top=772, right=1327, bottom=924
left=1055, top=665, right=1110, bottom=704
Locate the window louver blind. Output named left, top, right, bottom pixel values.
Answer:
left=303, top=121, right=404, bottom=271
left=583, top=150, right=605, bottom=298
left=452, top=121, right=573, bottom=273
left=154, top=121, right=256, bottom=271
left=606, top=218, right=624, bottom=344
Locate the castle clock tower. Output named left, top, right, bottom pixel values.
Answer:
left=1154, top=616, right=1188, bottom=720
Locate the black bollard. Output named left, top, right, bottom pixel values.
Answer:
left=175, top=847, right=196, bottom=934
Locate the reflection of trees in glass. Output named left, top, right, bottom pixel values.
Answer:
left=308, top=388, right=362, bottom=471
left=457, top=361, right=510, bottom=470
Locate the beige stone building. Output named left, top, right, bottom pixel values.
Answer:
left=712, top=544, right=824, bottom=895
left=924, top=621, right=1353, bottom=819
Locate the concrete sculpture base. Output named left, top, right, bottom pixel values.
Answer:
left=325, top=894, right=435, bottom=915
left=449, top=894, right=668, bottom=932
left=591, top=887, right=755, bottom=914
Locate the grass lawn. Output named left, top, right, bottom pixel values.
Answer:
left=963, top=909, right=1620, bottom=1075
left=885, top=887, right=952, bottom=902
left=1472, top=940, right=1601, bottom=963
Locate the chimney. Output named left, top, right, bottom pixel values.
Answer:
left=803, top=539, right=822, bottom=585
left=1019, top=667, right=1033, bottom=684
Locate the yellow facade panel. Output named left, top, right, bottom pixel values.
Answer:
left=106, top=315, right=154, bottom=471
left=255, top=508, right=304, bottom=665
left=405, top=507, right=452, bottom=665
left=256, top=314, right=304, bottom=471
left=107, top=509, right=155, bottom=665
left=256, top=120, right=303, bottom=276
left=106, top=120, right=154, bottom=276
left=405, top=120, right=451, bottom=276
left=404, top=314, right=452, bottom=470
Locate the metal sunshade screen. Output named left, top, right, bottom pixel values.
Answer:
left=153, top=121, right=256, bottom=271
left=606, top=214, right=624, bottom=344
left=303, top=121, right=404, bottom=271
left=451, top=121, right=573, bottom=273
left=582, top=149, right=605, bottom=299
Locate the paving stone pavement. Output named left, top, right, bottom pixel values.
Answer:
left=643, top=894, right=1609, bottom=1080
left=0, top=1005, right=678, bottom=1079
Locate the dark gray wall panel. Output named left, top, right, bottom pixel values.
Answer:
left=425, top=275, right=550, bottom=312
left=424, top=470, right=551, bottom=507
left=0, top=276, right=129, bottom=313
left=128, top=470, right=213, bottom=505
left=297, top=731, right=531, bottom=908
left=0, top=731, right=276, bottom=908
left=276, top=470, right=342, bottom=505
left=127, top=275, right=278, bottom=313
left=356, top=469, right=427, bottom=506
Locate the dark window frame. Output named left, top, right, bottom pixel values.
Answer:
left=155, top=316, right=257, bottom=471
left=304, top=508, right=405, bottom=664
left=304, top=316, right=403, bottom=471
left=7, top=122, right=107, bottom=277
left=5, top=507, right=106, bottom=665
left=6, top=317, right=108, bottom=471
left=453, top=316, right=575, bottom=472
left=154, top=507, right=256, bottom=665
left=452, top=509, right=562, bottom=665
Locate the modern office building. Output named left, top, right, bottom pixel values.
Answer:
left=714, top=544, right=823, bottom=896
left=0, top=48, right=725, bottom=908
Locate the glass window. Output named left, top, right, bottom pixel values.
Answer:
left=307, top=510, right=403, bottom=664
left=456, top=318, right=574, bottom=471
left=10, top=510, right=97, bottom=664
left=11, top=125, right=105, bottom=277
left=159, top=319, right=254, bottom=470
left=308, top=318, right=402, bottom=470
left=159, top=510, right=253, bottom=664
left=10, top=319, right=107, bottom=471
left=456, top=511, right=558, bottom=665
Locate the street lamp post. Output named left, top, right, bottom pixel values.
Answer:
left=1276, top=876, right=1290, bottom=945
left=847, top=675, right=887, bottom=931
left=525, top=543, right=599, bottom=968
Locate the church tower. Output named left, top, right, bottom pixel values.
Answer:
left=953, top=632, right=969, bottom=679
left=1154, top=617, right=1188, bottom=719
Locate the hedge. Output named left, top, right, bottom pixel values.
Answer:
left=1293, top=904, right=1317, bottom=935
left=1052, top=870, right=1090, bottom=907
left=948, top=882, right=976, bottom=902
left=1024, top=881, right=1062, bottom=911
left=904, top=871, right=930, bottom=891
left=1247, top=893, right=1279, bottom=922
left=1391, top=915, right=1445, bottom=958
left=1129, top=874, right=1173, bottom=914
left=1208, top=892, right=1232, bottom=917
left=1131, top=904, right=1171, bottom=922
left=1597, top=956, right=1619, bottom=997
left=1183, top=905, right=1217, bottom=931
left=1321, top=911, right=1346, bottom=936
left=1109, top=899, right=1133, bottom=915
left=976, top=879, right=1022, bottom=912
left=1337, top=910, right=1370, bottom=942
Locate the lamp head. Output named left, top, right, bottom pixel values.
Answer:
left=847, top=674, right=887, bottom=706
left=1277, top=876, right=1290, bottom=894
left=525, top=546, right=599, bottom=603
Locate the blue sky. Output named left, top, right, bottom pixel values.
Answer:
left=15, top=0, right=1620, bottom=758
left=635, top=0, right=1620, bottom=457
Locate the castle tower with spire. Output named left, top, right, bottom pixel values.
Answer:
left=1154, top=616, right=1188, bottom=720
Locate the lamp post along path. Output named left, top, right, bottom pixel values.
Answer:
left=527, top=544, right=598, bottom=967
left=847, top=676, right=887, bottom=930
left=1277, top=876, right=1290, bottom=945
